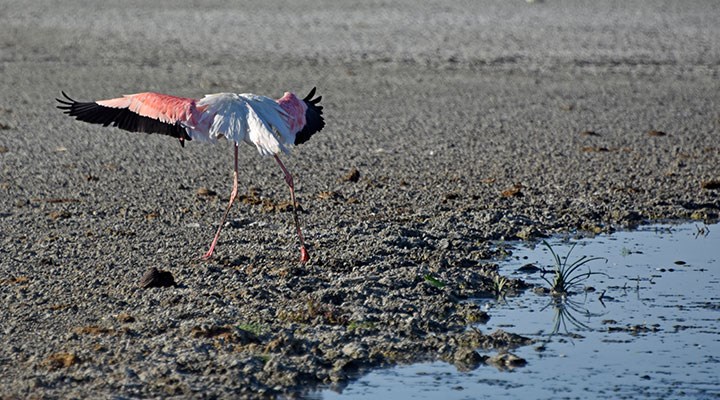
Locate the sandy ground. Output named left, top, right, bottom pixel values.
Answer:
left=1, top=0, right=719, bottom=398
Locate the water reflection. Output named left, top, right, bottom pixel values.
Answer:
left=542, top=297, right=595, bottom=335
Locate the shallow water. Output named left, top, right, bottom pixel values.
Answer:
left=314, top=222, right=720, bottom=399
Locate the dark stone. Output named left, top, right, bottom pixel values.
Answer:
left=139, top=267, right=176, bottom=288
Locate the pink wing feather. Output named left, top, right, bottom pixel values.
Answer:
left=57, top=92, right=202, bottom=146
left=96, top=92, right=199, bottom=125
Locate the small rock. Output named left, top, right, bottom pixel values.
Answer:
left=438, top=238, right=451, bottom=250
left=488, top=329, right=534, bottom=347
left=190, top=325, right=258, bottom=345
left=116, top=313, right=135, bottom=323
left=516, top=226, right=542, bottom=240
left=239, top=194, right=262, bottom=206
left=74, top=326, right=113, bottom=335
left=43, top=352, right=80, bottom=370
left=701, top=180, right=720, bottom=190
left=690, top=210, right=717, bottom=220
left=517, top=264, right=541, bottom=274
left=463, top=309, right=490, bottom=324
left=580, top=130, right=600, bottom=136
left=444, top=192, right=459, bottom=201
left=485, top=351, right=527, bottom=369
left=196, top=187, right=217, bottom=197
left=262, top=200, right=295, bottom=213
left=191, top=325, right=229, bottom=339
left=533, top=287, right=551, bottom=295
left=581, top=146, right=610, bottom=152
left=48, top=210, right=71, bottom=220
left=457, top=258, right=478, bottom=268
left=341, top=168, right=360, bottom=183
left=611, top=209, right=642, bottom=222
left=139, top=267, right=176, bottom=288
left=317, top=191, right=342, bottom=201
left=264, top=332, right=304, bottom=355
left=2, top=276, right=29, bottom=285
left=341, top=342, right=367, bottom=359
left=453, top=348, right=484, bottom=371
left=501, top=184, right=523, bottom=198
left=647, top=130, right=667, bottom=136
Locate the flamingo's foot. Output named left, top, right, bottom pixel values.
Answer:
left=300, top=247, right=309, bottom=263
left=201, top=248, right=215, bottom=261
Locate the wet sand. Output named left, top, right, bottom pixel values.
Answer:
left=1, top=0, right=719, bottom=397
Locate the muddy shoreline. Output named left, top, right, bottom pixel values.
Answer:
left=1, top=1, right=720, bottom=398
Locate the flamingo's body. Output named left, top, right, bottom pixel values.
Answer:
left=57, top=88, right=324, bottom=262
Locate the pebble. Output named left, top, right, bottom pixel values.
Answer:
left=139, top=268, right=177, bottom=288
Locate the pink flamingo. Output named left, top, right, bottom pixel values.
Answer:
left=57, top=88, right=324, bottom=263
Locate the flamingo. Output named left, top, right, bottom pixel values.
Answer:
left=56, top=88, right=324, bottom=263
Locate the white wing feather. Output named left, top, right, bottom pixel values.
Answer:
left=189, top=93, right=293, bottom=156
left=243, top=94, right=293, bottom=145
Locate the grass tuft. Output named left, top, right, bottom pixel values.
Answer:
left=423, top=274, right=446, bottom=289
left=237, top=323, right=265, bottom=336
left=541, top=241, right=607, bottom=296
left=491, top=274, right=509, bottom=298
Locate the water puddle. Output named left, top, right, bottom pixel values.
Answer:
left=313, top=223, right=719, bottom=399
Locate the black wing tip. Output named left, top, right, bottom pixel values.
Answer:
left=302, top=87, right=321, bottom=102
left=55, top=91, right=76, bottom=109
left=295, top=87, right=325, bottom=145
left=303, top=87, right=317, bottom=101
left=304, top=88, right=324, bottom=110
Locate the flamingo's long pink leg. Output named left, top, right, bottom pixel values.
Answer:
left=202, top=144, right=239, bottom=260
left=274, top=155, right=309, bottom=263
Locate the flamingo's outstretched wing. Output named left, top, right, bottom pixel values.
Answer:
left=294, top=87, right=325, bottom=145
left=56, top=92, right=199, bottom=146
